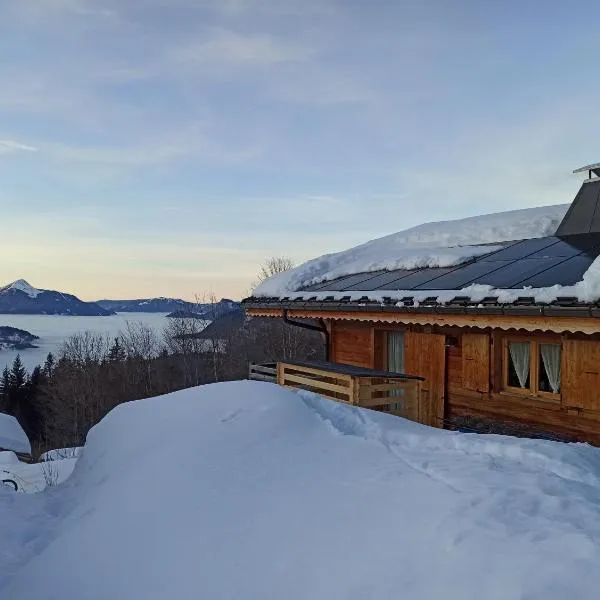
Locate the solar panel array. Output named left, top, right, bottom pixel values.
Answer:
left=301, top=233, right=600, bottom=293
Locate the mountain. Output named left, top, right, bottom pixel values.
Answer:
left=0, top=326, right=39, bottom=351
left=0, top=280, right=114, bottom=316
left=98, top=297, right=240, bottom=316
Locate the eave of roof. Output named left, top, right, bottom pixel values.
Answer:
left=242, top=296, right=598, bottom=317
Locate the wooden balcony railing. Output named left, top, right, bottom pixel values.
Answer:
left=275, top=360, right=425, bottom=423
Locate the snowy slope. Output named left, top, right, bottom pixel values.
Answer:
left=254, top=204, right=569, bottom=297
left=3, top=381, right=600, bottom=599
left=0, top=280, right=43, bottom=298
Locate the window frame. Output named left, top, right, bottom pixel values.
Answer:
left=501, top=336, right=561, bottom=400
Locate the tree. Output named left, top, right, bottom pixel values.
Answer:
left=42, top=353, right=55, bottom=378
left=0, top=366, right=10, bottom=411
left=253, top=256, right=294, bottom=288
left=9, top=355, right=27, bottom=392
left=107, top=337, right=126, bottom=363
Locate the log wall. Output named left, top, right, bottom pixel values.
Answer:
left=328, top=319, right=600, bottom=445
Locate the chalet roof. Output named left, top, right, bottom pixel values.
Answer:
left=245, top=172, right=600, bottom=312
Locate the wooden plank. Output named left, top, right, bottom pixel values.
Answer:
left=358, top=381, right=419, bottom=395
left=281, top=373, right=351, bottom=396
left=404, top=331, right=446, bottom=428
left=447, top=389, right=600, bottom=444
left=326, top=322, right=374, bottom=368
left=249, top=373, right=278, bottom=383
left=462, top=333, right=490, bottom=393
left=279, top=363, right=352, bottom=382
left=562, top=339, right=600, bottom=410
left=250, top=365, right=277, bottom=376
left=246, top=308, right=600, bottom=336
left=279, top=385, right=351, bottom=405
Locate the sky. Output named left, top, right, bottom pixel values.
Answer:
left=2, top=0, right=600, bottom=301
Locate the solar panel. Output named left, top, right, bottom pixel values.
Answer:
left=376, top=267, right=458, bottom=290
left=296, top=233, right=600, bottom=296
left=414, top=260, right=513, bottom=290
left=516, top=254, right=597, bottom=288
left=525, top=236, right=599, bottom=258
left=342, top=268, right=421, bottom=291
left=310, top=270, right=388, bottom=292
left=476, top=257, right=566, bottom=289
left=477, top=237, right=561, bottom=262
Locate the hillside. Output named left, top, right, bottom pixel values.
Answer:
left=2, top=381, right=600, bottom=599
left=0, top=280, right=113, bottom=316
left=0, top=326, right=39, bottom=351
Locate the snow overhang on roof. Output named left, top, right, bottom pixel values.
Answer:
left=246, top=167, right=600, bottom=311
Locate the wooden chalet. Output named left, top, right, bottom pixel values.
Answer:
left=243, top=165, right=600, bottom=445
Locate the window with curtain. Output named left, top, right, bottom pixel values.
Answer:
left=387, top=331, right=405, bottom=405
left=387, top=331, right=404, bottom=373
left=503, top=338, right=561, bottom=397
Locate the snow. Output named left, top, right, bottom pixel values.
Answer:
left=254, top=204, right=569, bottom=297
left=2, top=380, right=600, bottom=598
left=40, top=447, right=82, bottom=462
left=1, top=456, right=78, bottom=494
left=0, top=414, right=31, bottom=455
left=1, top=279, right=43, bottom=298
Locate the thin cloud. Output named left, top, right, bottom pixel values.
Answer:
left=174, top=28, right=313, bottom=69
left=0, top=139, right=38, bottom=154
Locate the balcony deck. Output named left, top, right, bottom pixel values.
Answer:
left=274, top=360, right=426, bottom=423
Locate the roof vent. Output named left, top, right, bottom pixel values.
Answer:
left=556, top=164, right=600, bottom=236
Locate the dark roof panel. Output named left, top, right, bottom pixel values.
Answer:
left=556, top=180, right=600, bottom=236
left=414, top=260, right=513, bottom=290
left=297, top=233, right=600, bottom=294
left=516, top=254, right=596, bottom=288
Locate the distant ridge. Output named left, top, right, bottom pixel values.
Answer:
left=97, top=298, right=240, bottom=315
left=0, top=280, right=113, bottom=316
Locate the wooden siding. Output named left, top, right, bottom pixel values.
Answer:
left=305, top=314, right=600, bottom=445
left=330, top=322, right=373, bottom=369
left=447, top=341, right=463, bottom=391
left=404, top=331, right=446, bottom=427
left=562, top=339, right=600, bottom=410
left=462, top=333, right=490, bottom=393
left=446, top=389, right=600, bottom=445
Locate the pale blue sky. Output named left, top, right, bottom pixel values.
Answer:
left=2, top=0, right=600, bottom=300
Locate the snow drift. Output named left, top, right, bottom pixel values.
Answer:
left=3, top=381, right=600, bottom=599
left=254, top=204, right=569, bottom=296
left=0, top=413, right=31, bottom=455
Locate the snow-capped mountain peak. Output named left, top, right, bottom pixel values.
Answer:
left=2, top=279, right=43, bottom=298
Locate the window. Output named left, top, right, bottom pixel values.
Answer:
left=386, top=331, right=405, bottom=406
left=503, top=338, right=561, bottom=397
left=387, top=331, right=404, bottom=374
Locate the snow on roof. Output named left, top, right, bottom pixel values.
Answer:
left=253, top=204, right=569, bottom=298
left=3, top=381, right=600, bottom=597
left=0, top=413, right=31, bottom=455
left=1, top=279, right=43, bottom=298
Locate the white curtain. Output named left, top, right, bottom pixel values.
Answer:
left=540, top=344, right=561, bottom=394
left=388, top=332, right=404, bottom=373
left=387, top=332, right=405, bottom=402
left=509, top=342, right=530, bottom=388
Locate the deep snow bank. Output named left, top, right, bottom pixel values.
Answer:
left=0, top=413, right=30, bottom=455
left=2, top=381, right=600, bottom=599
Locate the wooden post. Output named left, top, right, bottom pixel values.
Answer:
left=276, top=362, right=285, bottom=386
left=351, top=377, right=360, bottom=405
